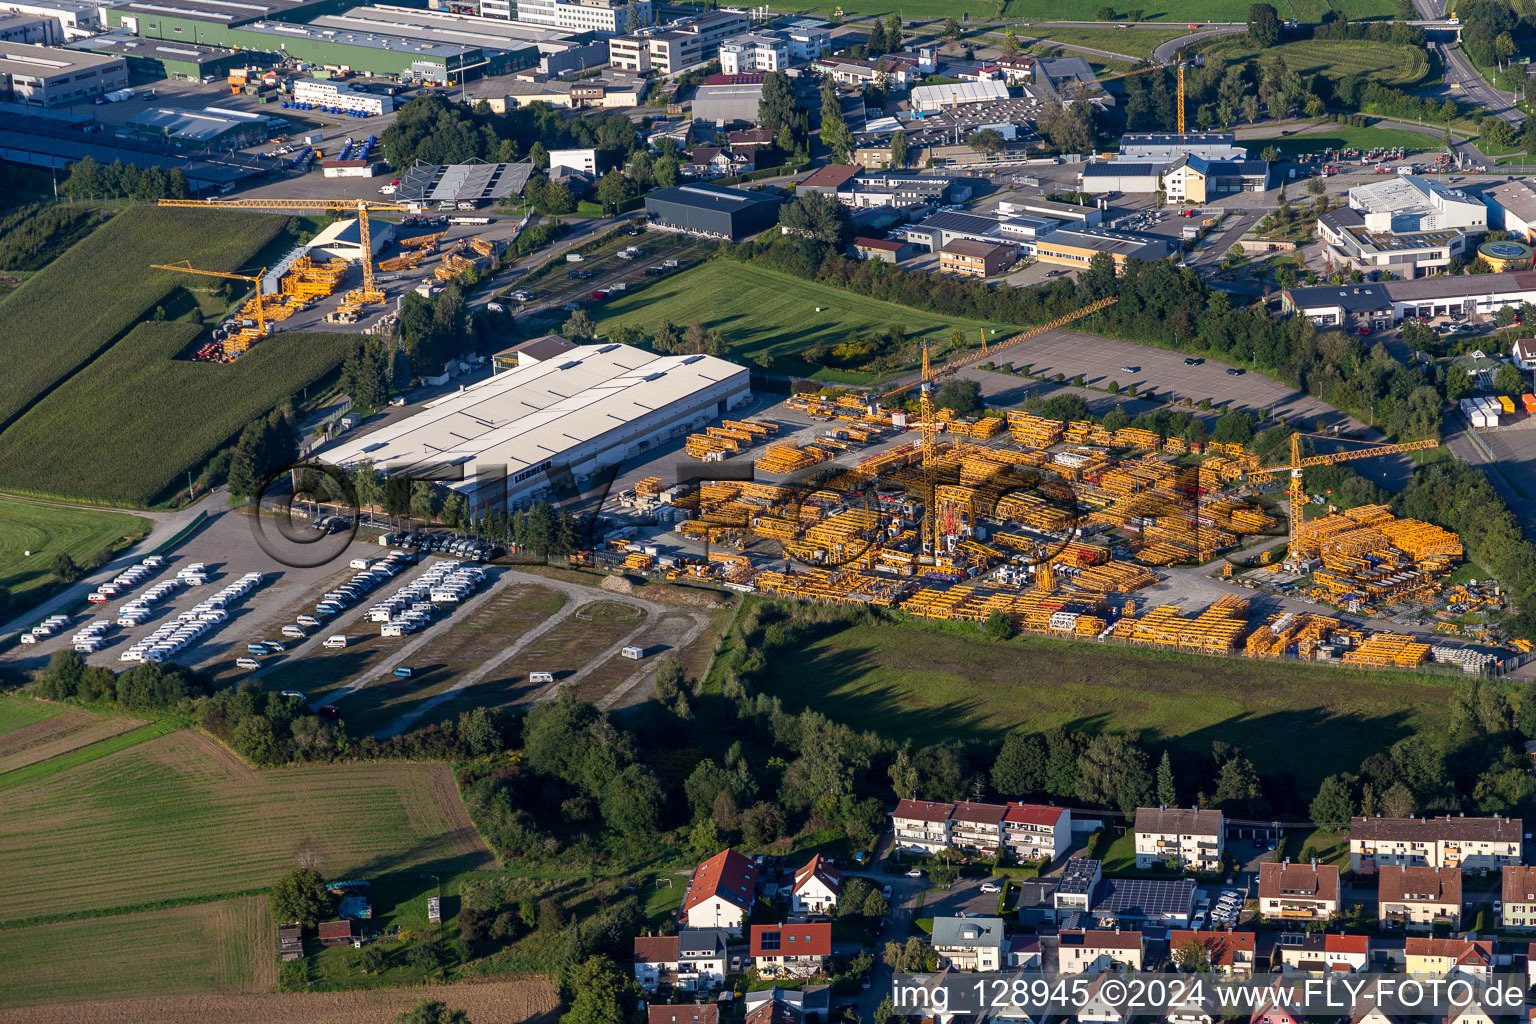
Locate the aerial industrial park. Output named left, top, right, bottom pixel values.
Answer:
left=6, top=0, right=1536, bottom=1020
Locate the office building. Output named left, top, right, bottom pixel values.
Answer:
left=0, top=43, right=125, bottom=106
left=719, top=31, right=786, bottom=74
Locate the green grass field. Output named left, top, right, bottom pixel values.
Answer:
left=0, top=497, right=149, bottom=617
left=0, top=206, right=286, bottom=434
left=0, top=728, right=492, bottom=924
left=0, top=323, right=356, bottom=506
left=998, top=0, right=1393, bottom=20
left=1013, top=26, right=1191, bottom=60
left=1202, top=37, right=1429, bottom=86
left=0, top=897, right=275, bottom=1009
left=1246, top=125, right=1438, bottom=157
left=0, top=695, right=64, bottom=736
left=595, top=262, right=1020, bottom=382
left=753, top=615, right=1454, bottom=790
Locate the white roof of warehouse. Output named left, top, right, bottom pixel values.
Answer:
left=911, top=78, right=1008, bottom=110
left=324, top=343, right=745, bottom=481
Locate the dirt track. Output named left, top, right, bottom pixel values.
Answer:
left=0, top=977, right=559, bottom=1024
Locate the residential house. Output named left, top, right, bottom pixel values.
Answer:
left=1007, top=934, right=1042, bottom=970
left=750, top=923, right=832, bottom=979
left=318, top=919, right=355, bottom=947
left=678, top=928, right=730, bottom=990
left=891, top=798, right=953, bottom=853
left=811, top=56, right=915, bottom=90
left=279, top=926, right=303, bottom=961
left=1056, top=929, right=1145, bottom=975
left=681, top=848, right=759, bottom=933
left=1277, top=933, right=1370, bottom=974
left=939, top=238, right=1017, bottom=278
left=1445, top=993, right=1498, bottom=1024
left=930, top=916, right=1006, bottom=972
left=728, top=129, right=774, bottom=148
left=1134, top=807, right=1225, bottom=872
left=1376, top=865, right=1461, bottom=931
left=744, top=985, right=828, bottom=1022
left=993, top=54, right=1037, bottom=85
left=1167, top=930, right=1256, bottom=978
left=744, top=999, right=804, bottom=1024
left=950, top=801, right=1008, bottom=853
left=684, top=146, right=753, bottom=179
left=1257, top=861, right=1341, bottom=922
left=1249, top=984, right=1307, bottom=1024
left=1079, top=974, right=1133, bottom=1024
left=1349, top=1002, right=1406, bottom=1024
left=1503, top=866, right=1536, bottom=931
left=1513, top=337, right=1536, bottom=372
left=790, top=854, right=841, bottom=915
left=1003, top=803, right=1071, bottom=864
left=1403, top=937, right=1493, bottom=980
left=634, top=935, right=680, bottom=992
left=1053, top=858, right=1102, bottom=917
left=649, top=1006, right=719, bottom=1024
left=1348, top=816, right=1522, bottom=873
left=848, top=236, right=913, bottom=262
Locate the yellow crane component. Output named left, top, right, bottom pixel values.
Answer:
left=919, top=339, right=941, bottom=555
left=1240, top=433, right=1440, bottom=566
left=880, top=296, right=1118, bottom=404
left=149, top=260, right=269, bottom=336
left=158, top=197, right=417, bottom=307
left=1177, top=62, right=1186, bottom=136
left=1073, top=61, right=1169, bottom=95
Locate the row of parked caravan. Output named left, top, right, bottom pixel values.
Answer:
left=86, top=554, right=166, bottom=603
left=308, top=551, right=414, bottom=622
left=19, top=614, right=71, bottom=645
left=367, top=560, right=485, bottom=638
left=120, top=571, right=266, bottom=663
left=71, top=619, right=115, bottom=653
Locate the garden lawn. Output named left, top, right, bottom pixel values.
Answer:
left=595, top=262, right=1021, bottom=382
left=0, top=323, right=356, bottom=506
left=1245, top=125, right=1439, bottom=158
left=751, top=614, right=1455, bottom=792
left=0, top=205, right=286, bottom=433
left=1200, top=37, right=1429, bottom=87
left=0, top=728, right=492, bottom=924
left=0, top=498, right=149, bottom=615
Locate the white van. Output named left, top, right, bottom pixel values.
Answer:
left=350, top=558, right=372, bottom=570
left=282, top=625, right=307, bottom=639
left=297, top=614, right=321, bottom=628
left=529, top=671, right=554, bottom=683
left=621, top=646, right=645, bottom=660
left=323, top=635, right=348, bottom=649
left=235, top=657, right=261, bottom=670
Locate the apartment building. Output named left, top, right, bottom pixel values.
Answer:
left=612, top=9, right=748, bottom=72
left=1501, top=865, right=1536, bottom=931
left=1377, top=865, right=1462, bottom=931
left=931, top=916, right=1006, bottom=972
left=1277, top=933, right=1370, bottom=974
left=780, top=20, right=829, bottom=61
left=749, top=923, right=831, bottom=979
left=891, top=798, right=952, bottom=854
left=1167, top=930, right=1255, bottom=978
left=1257, top=861, right=1341, bottom=922
left=950, top=801, right=1007, bottom=853
left=1348, top=815, right=1523, bottom=872
left=939, top=238, right=1017, bottom=278
left=1133, top=807, right=1224, bottom=872
left=1403, top=937, right=1493, bottom=980
left=680, top=848, right=758, bottom=933
left=1057, top=929, right=1144, bottom=975
left=1002, top=803, right=1071, bottom=864
left=719, top=31, right=786, bottom=74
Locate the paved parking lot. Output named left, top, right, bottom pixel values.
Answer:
left=921, top=876, right=1007, bottom=920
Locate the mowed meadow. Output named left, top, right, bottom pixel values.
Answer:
left=0, top=727, right=493, bottom=924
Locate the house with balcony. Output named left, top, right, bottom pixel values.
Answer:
left=1502, top=865, right=1536, bottom=932
left=1057, top=929, right=1144, bottom=975
left=677, top=928, right=730, bottom=990
left=1348, top=815, right=1522, bottom=873
left=1003, top=803, right=1071, bottom=864
left=1376, top=865, right=1461, bottom=931
left=634, top=934, right=680, bottom=992
left=1168, top=930, right=1256, bottom=978
left=931, top=916, right=1006, bottom=972
left=1053, top=857, right=1101, bottom=917
left=1258, top=861, right=1341, bottom=922
left=1403, top=937, right=1493, bottom=980
left=950, top=801, right=1007, bottom=854
left=681, top=848, right=758, bottom=933
left=790, top=854, right=841, bottom=915
left=1133, top=807, right=1224, bottom=872
left=750, top=923, right=831, bottom=979
left=1277, top=932, right=1370, bottom=974
left=892, top=798, right=953, bottom=854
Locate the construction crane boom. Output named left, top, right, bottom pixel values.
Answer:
left=880, top=296, right=1118, bottom=402
left=1241, top=432, right=1440, bottom=565
left=150, top=260, right=268, bottom=335
left=158, top=197, right=415, bottom=305
left=1070, top=61, right=1168, bottom=93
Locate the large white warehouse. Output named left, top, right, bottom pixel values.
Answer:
left=325, top=342, right=750, bottom=510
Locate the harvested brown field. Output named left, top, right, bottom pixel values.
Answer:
left=0, top=707, right=144, bottom=775
left=0, top=897, right=275, bottom=1009
left=0, top=730, right=492, bottom=923
left=0, top=976, right=559, bottom=1024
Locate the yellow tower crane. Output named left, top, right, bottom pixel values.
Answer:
left=1177, top=61, right=1186, bottom=135
left=1240, top=432, right=1440, bottom=566
left=150, top=260, right=269, bottom=336
left=158, top=197, right=418, bottom=307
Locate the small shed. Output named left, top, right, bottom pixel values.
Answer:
left=279, top=925, right=304, bottom=961
left=318, top=919, right=356, bottom=947
left=427, top=896, right=443, bottom=924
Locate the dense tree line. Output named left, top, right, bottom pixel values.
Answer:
left=382, top=96, right=644, bottom=178
left=338, top=339, right=394, bottom=408
left=395, top=280, right=468, bottom=375
left=226, top=404, right=300, bottom=501
left=59, top=157, right=191, bottom=202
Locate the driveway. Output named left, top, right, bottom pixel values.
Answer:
left=922, top=876, right=1005, bottom=920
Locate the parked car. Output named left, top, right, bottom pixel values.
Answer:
left=979, top=882, right=1002, bottom=894
left=905, top=868, right=923, bottom=878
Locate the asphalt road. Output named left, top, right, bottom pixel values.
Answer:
left=1153, top=26, right=1245, bottom=62
left=1433, top=37, right=1523, bottom=126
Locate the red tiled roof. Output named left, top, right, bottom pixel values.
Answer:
left=1378, top=865, right=1461, bottom=905
left=1405, top=938, right=1492, bottom=967
left=1168, top=930, right=1255, bottom=967
left=1504, top=865, right=1536, bottom=904
left=893, top=798, right=953, bottom=823
left=649, top=1006, right=719, bottom=1024
left=1005, top=802, right=1067, bottom=827
left=793, top=853, right=841, bottom=896
left=317, top=920, right=353, bottom=940
left=745, top=1004, right=803, bottom=1024
left=750, top=922, right=832, bottom=958
left=682, top=848, right=759, bottom=915
left=799, top=164, right=862, bottom=189
left=1325, top=934, right=1370, bottom=955
left=634, top=935, right=680, bottom=962
left=852, top=236, right=905, bottom=252
left=952, top=800, right=1008, bottom=825
left=1258, top=862, right=1340, bottom=904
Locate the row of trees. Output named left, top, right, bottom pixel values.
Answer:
left=226, top=405, right=300, bottom=501
left=59, top=157, right=191, bottom=202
